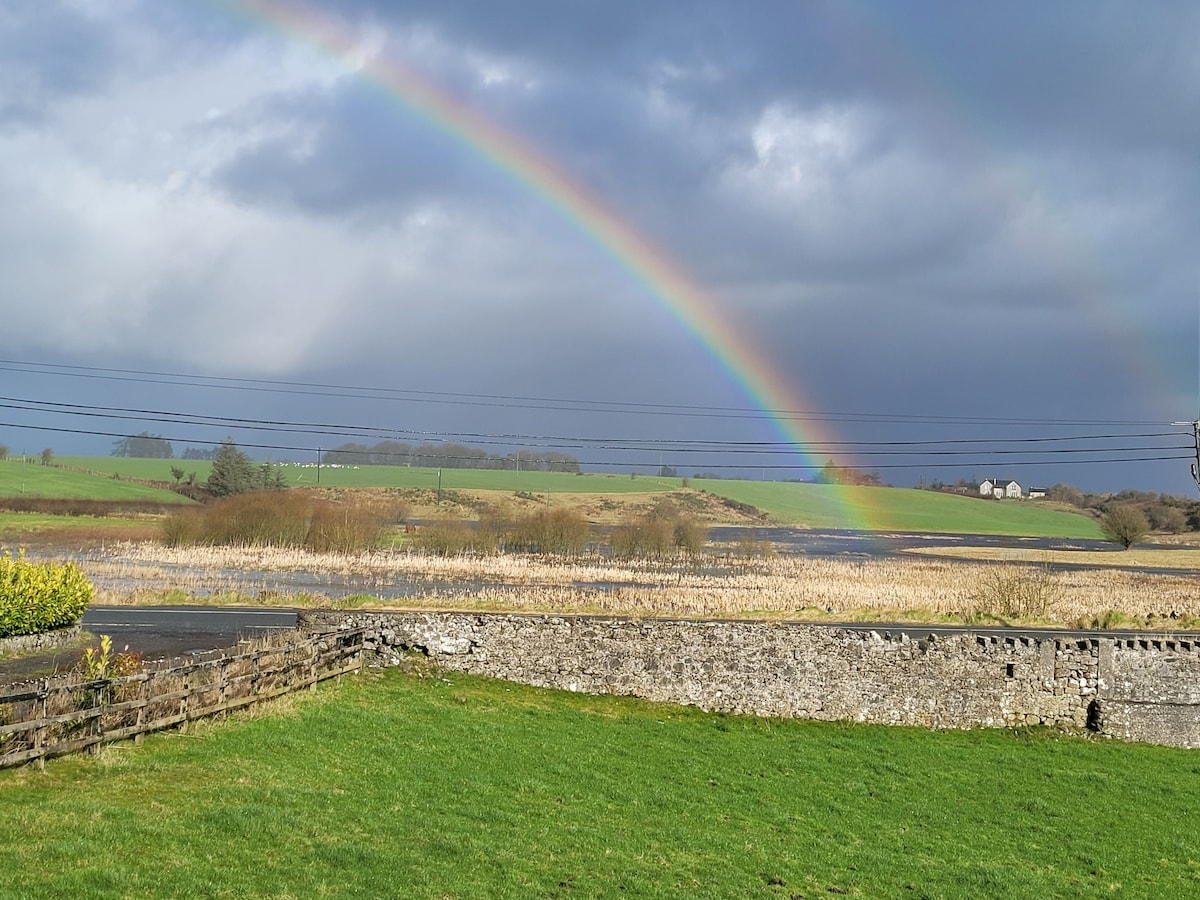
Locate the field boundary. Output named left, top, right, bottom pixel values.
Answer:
left=0, top=625, right=82, bottom=657
left=0, top=628, right=364, bottom=770
left=307, top=611, right=1200, bottom=748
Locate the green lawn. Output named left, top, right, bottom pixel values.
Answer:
left=0, top=460, right=190, bottom=503
left=0, top=668, right=1193, bottom=898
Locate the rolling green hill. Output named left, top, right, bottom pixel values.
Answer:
left=50, top=457, right=1100, bottom=537
left=691, top=479, right=1102, bottom=538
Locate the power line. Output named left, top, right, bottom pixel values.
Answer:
left=0, top=358, right=1175, bottom=427
left=0, top=395, right=1187, bottom=455
left=3, top=421, right=1191, bottom=471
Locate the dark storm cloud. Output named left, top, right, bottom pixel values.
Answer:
left=0, top=2, right=118, bottom=122
left=1, top=0, right=1197, bottom=493
left=212, top=82, right=508, bottom=218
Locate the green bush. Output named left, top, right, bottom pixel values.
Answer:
left=0, top=551, right=93, bottom=638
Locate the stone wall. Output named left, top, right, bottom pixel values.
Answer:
left=0, top=625, right=82, bottom=657
left=300, top=611, right=1200, bottom=748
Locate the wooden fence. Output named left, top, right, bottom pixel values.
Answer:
left=0, top=628, right=365, bottom=770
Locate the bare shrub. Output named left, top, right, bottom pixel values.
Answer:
left=733, top=532, right=775, bottom=559
left=611, top=515, right=674, bottom=558
left=503, top=508, right=592, bottom=555
left=305, top=502, right=385, bottom=553
left=610, top=500, right=706, bottom=559
left=160, top=508, right=205, bottom=547
left=673, top=517, right=708, bottom=556
left=414, top=519, right=492, bottom=556
left=161, top=491, right=387, bottom=552
left=968, top=565, right=1059, bottom=620
left=1099, top=504, right=1150, bottom=549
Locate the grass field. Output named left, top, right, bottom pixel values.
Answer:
left=0, top=459, right=189, bottom=503
left=692, top=478, right=1101, bottom=537
left=54, top=456, right=1100, bottom=537
left=0, top=667, right=1196, bottom=897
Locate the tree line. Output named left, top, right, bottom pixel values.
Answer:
left=320, top=440, right=581, bottom=473
left=111, top=433, right=213, bottom=460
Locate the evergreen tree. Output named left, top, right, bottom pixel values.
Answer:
left=207, top=439, right=256, bottom=497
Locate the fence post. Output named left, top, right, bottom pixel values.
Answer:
left=89, top=681, right=105, bottom=756
left=34, top=679, right=49, bottom=772
left=179, top=671, right=190, bottom=734
left=135, top=672, right=149, bottom=746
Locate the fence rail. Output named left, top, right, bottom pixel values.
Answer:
left=0, top=628, right=365, bottom=769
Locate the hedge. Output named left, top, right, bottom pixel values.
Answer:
left=0, top=551, right=93, bottom=638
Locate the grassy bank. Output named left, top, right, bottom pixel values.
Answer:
left=0, top=460, right=189, bottom=503
left=0, top=668, right=1196, bottom=897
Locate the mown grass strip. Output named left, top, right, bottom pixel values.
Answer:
left=0, top=668, right=1196, bottom=897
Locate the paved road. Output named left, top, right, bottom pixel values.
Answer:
left=81, top=605, right=299, bottom=659
left=0, top=606, right=299, bottom=682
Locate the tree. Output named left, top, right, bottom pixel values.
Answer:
left=170, top=466, right=185, bottom=484
left=112, top=432, right=174, bottom=458
left=1099, top=504, right=1149, bottom=550
left=0, top=444, right=7, bottom=460
left=40, top=448, right=53, bottom=466
left=207, top=439, right=257, bottom=497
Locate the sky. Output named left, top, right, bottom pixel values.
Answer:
left=1, top=0, right=1198, bottom=495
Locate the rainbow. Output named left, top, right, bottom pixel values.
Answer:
left=220, top=0, right=892, bottom=531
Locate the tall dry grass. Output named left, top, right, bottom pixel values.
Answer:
left=75, top=541, right=1200, bottom=628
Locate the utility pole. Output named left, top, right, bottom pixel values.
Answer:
left=1175, top=420, right=1200, bottom=494
left=316, top=447, right=321, bottom=485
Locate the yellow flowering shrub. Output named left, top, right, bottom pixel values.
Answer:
left=0, top=551, right=93, bottom=638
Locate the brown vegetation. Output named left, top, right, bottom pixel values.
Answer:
left=75, top=540, right=1200, bottom=630
left=162, top=491, right=405, bottom=553
left=0, top=498, right=181, bottom=517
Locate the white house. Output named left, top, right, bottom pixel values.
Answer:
left=979, top=478, right=1022, bottom=499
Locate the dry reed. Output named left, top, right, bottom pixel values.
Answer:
left=66, top=542, right=1200, bottom=627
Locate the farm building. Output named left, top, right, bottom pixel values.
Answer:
left=979, top=478, right=1022, bottom=499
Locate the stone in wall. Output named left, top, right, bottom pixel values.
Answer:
left=302, top=611, right=1200, bottom=748
left=0, top=625, right=82, bottom=658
